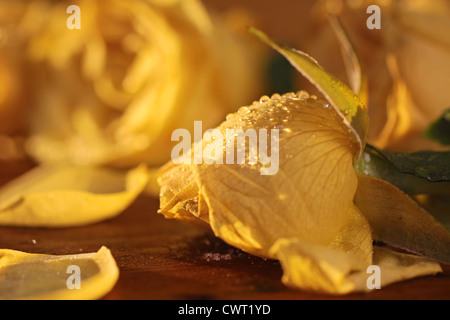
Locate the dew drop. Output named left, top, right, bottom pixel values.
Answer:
left=271, top=93, right=281, bottom=100
left=282, top=92, right=296, bottom=98
left=259, top=95, right=270, bottom=103
left=238, top=106, right=250, bottom=116
left=297, top=90, right=310, bottom=99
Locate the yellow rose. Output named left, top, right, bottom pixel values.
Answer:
left=305, top=0, right=450, bottom=151
left=158, top=91, right=445, bottom=294
left=3, top=0, right=263, bottom=167
left=157, top=28, right=450, bottom=295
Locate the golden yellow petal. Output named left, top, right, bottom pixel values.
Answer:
left=272, top=239, right=441, bottom=295
left=366, top=246, right=442, bottom=291
left=195, top=95, right=369, bottom=260
left=0, top=164, right=149, bottom=227
left=355, top=172, right=450, bottom=264
left=0, top=246, right=119, bottom=300
left=159, top=94, right=373, bottom=268
left=269, top=238, right=367, bottom=295
left=158, top=162, right=204, bottom=224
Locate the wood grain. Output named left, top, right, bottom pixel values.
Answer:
left=0, top=160, right=449, bottom=300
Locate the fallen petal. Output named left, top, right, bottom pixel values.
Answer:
left=0, top=164, right=149, bottom=227
left=0, top=246, right=119, bottom=300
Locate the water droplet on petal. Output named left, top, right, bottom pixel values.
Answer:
left=271, top=93, right=281, bottom=100
left=259, top=95, right=270, bottom=103
left=282, top=92, right=296, bottom=98
left=296, top=90, right=310, bottom=99
left=238, top=106, right=250, bottom=116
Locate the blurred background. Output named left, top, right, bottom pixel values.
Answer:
left=0, top=0, right=449, bottom=169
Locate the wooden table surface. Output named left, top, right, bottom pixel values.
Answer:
left=0, top=160, right=449, bottom=300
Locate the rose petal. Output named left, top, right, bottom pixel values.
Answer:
left=0, top=164, right=149, bottom=227
left=271, top=239, right=441, bottom=294
left=159, top=93, right=373, bottom=269
left=355, top=172, right=450, bottom=264
left=0, top=246, right=119, bottom=300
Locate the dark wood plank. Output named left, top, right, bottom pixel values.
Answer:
left=0, top=160, right=449, bottom=300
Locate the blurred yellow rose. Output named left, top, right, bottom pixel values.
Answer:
left=0, top=53, right=24, bottom=136
left=0, top=2, right=30, bottom=160
left=0, top=0, right=264, bottom=166
left=305, top=0, right=450, bottom=151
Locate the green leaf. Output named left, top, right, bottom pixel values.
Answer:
left=423, top=108, right=450, bottom=146
left=415, top=195, right=450, bottom=233
left=357, top=145, right=450, bottom=195
left=376, top=148, right=450, bottom=182
left=249, top=27, right=369, bottom=161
